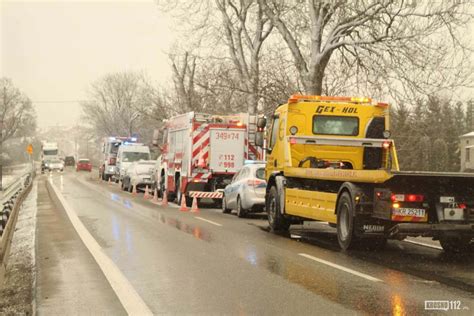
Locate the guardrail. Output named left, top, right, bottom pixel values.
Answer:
left=0, top=164, right=35, bottom=284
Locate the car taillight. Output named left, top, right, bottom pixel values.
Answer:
left=247, top=179, right=265, bottom=186
left=391, top=194, right=424, bottom=202
left=109, top=157, right=116, bottom=165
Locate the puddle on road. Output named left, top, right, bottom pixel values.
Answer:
left=107, top=192, right=212, bottom=242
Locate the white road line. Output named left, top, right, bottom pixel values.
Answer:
left=48, top=181, right=153, bottom=316
left=194, top=216, right=223, bottom=227
left=298, top=253, right=382, bottom=282
left=403, top=239, right=443, bottom=250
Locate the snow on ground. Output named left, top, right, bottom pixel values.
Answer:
left=0, top=181, right=37, bottom=315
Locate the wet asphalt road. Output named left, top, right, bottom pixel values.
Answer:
left=44, top=169, right=474, bottom=315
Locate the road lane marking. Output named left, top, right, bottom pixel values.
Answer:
left=195, top=216, right=223, bottom=227
left=48, top=181, right=153, bottom=315
left=403, top=239, right=443, bottom=250
left=298, top=253, right=382, bottom=282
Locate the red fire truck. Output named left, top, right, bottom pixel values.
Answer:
left=153, top=112, right=262, bottom=206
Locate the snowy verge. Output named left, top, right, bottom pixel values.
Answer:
left=0, top=180, right=37, bottom=315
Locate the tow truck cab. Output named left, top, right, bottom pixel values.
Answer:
left=256, top=95, right=474, bottom=253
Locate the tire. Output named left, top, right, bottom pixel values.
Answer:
left=439, top=236, right=472, bottom=253
left=267, top=186, right=290, bottom=232
left=336, top=192, right=359, bottom=251
left=222, top=195, right=231, bottom=214
left=236, top=196, right=247, bottom=218
left=128, top=180, right=133, bottom=193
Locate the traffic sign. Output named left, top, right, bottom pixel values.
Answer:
left=27, top=144, right=33, bottom=155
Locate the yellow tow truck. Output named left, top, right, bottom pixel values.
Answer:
left=255, top=95, right=474, bottom=252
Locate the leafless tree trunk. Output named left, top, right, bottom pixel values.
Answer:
left=216, top=0, right=273, bottom=114
left=170, top=51, right=197, bottom=112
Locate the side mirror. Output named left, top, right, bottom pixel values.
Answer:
left=152, top=129, right=160, bottom=146
left=257, top=117, right=267, bottom=129
left=255, top=131, right=264, bottom=147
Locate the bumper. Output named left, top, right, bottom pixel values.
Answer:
left=242, top=193, right=265, bottom=211
left=389, top=223, right=474, bottom=238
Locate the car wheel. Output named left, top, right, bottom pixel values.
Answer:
left=222, top=195, right=231, bottom=214
left=267, top=186, right=290, bottom=232
left=128, top=180, right=133, bottom=193
left=236, top=196, right=247, bottom=218
left=337, top=192, right=359, bottom=251
left=439, top=236, right=472, bottom=253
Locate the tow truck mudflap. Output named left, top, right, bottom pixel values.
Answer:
left=388, top=223, right=474, bottom=238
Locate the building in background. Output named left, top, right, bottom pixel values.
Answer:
left=460, top=132, right=474, bottom=171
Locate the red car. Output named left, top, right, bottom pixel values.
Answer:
left=76, top=159, right=92, bottom=172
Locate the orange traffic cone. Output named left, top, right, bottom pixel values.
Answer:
left=161, top=191, right=168, bottom=207
left=152, top=188, right=159, bottom=203
left=179, top=196, right=189, bottom=212
left=190, top=196, right=200, bottom=213
left=144, top=185, right=150, bottom=199
left=132, top=184, right=137, bottom=196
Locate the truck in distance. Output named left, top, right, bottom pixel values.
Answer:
left=41, top=141, right=59, bottom=173
left=255, top=95, right=474, bottom=253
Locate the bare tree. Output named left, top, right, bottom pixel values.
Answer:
left=170, top=51, right=198, bottom=112
left=259, top=0, right=473, bottom=99
left=0, top=78, right=36, bottom=190
left=81, top=72, right=164, bottom=143
left=216, top=0, right=273, bottom=114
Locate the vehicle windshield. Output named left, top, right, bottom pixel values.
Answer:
left=313, top=115, right=359, bottom=136
left=44, top=149, right=58, bottom=155
left=256, top=167, right=265, bottom=180
left=123, top=152, right=150, bottom=162
left=50, top=160, right=61, bottom=164
left=109, top=142, right=120, bottom=154
left=79, top=159, right=90, bottom=163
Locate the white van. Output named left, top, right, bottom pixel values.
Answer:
left=116, top=143, right=151, bottom=182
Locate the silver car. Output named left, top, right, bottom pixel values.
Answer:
left=121, top=160, right=155, bottom=192
left=222, top=163, right=266, bottom=217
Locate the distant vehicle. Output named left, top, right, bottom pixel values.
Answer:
left=153, top=112, right=263, bottom=206
left=44, top=159, right=64, bottom=172
left=116, top=143, right=151, bottom=183
left=222, top=162, right=266, bottom=217
left=65, top=156, right=75, bottom=166
left=99, top=136, right=133, bottom=181
left=41, top=142, right=59, bottom=173
left=121, top=160, right=155, bottom=192
left=76, top=159, right=92, bottom=172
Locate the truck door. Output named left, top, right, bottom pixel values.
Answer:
left=266, top=115, right=280, bottom=176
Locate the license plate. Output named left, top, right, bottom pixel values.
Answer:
left=393, top=208, right=425, bottom=217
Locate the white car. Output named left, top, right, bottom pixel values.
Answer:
left=222, top=162, right=266, bottom=217
left=121, top=160, right=155, bottom=192
left=45, top=159, right=64, bottom=172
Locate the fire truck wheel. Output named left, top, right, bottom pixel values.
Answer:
left=222, top=195, right=231, bottom=214
left=439, top=236, right=472, bottom=253
left=267, top=186, right=290, bottom=232
left=236, top=196, right=247, bottom=218
left=337, top=192, right=359, bottom=251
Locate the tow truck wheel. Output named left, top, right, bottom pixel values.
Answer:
left=222, top=195, right=231, bottom=214
left=439, top=236, right=472, bottom=253
left=267, top=186, right=290, bottom=232
left=236, top=196, right=247, bottom=218
left=337, top=192, right=358, bottom=250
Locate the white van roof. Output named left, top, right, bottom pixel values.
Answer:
left=120, top=144, right=150, bottom=153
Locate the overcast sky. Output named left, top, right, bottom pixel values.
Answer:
left=1, top=0, right=174, bottom=129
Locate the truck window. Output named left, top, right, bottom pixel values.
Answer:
left=269, top=116, right=280, bottom=149
left=313, top=116, right=359, bottom=136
